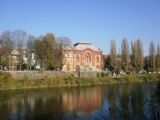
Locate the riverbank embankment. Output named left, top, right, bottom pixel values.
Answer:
left=0, top=71, right=160, bottom=90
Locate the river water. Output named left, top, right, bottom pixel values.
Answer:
left=0, top=82, right=160, bottom=120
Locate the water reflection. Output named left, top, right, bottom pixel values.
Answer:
left=62, top=87, right=103, bottom=113
left=0, top=82, right=160, bottom=120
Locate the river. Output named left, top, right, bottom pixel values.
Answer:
left=0, top=82, right=160, bottom=120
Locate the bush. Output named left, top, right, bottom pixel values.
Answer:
left=101, top=72, right=105, bottom=77
left=157, top=74, right=160, bottom=79
left=147, top=68, right=154, bottom=72
left=97, top=72, right=100, bottom=78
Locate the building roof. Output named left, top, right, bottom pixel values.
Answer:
left=74, top=41, right=101, bottom=52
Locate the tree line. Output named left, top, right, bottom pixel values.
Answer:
left=105, top=38, right=160, bottom=73
left=0, top=30, right=160, bottom=72
left=0, top=30, right=71, bottom=70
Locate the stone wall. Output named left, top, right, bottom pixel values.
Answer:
left=8, top=71, right=69, bottom=80
left=7, top=71, right=100, bottom=80
left=73, top=71, right=100, bottom=78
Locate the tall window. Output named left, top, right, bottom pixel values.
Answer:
left=96, top=56, right=99, bottom=63
left=85, top=52, right=91, bottom=62
left=76, top=55, right=79, bottom=62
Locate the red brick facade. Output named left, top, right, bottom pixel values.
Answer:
left=62, top=42, right=103, bottom=71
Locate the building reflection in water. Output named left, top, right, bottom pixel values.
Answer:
left=0, top=82, right=160, bottom=120
left=0, top=87, right=104, bottom=120
left=62, top=87, right=104, bottom=114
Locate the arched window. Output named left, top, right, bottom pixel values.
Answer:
left=85, top=52, right=91, bottom=62
left=96, top=56, right=99, bottom=63
left=76, top=55, right=79, bottom=62
left=66, top=63, right=70, bottom=71
left=75, top=65, right=80, bottom=71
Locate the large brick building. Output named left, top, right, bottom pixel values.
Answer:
left=62, top=41, right=103, bottom=72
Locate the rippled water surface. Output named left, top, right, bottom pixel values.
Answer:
left=0, top=82, right=160, bottom=120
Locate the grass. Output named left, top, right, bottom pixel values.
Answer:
left=0, top=71, right=160, bottom=90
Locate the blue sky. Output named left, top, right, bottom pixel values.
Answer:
left=0, top=0, right=160, bottom=55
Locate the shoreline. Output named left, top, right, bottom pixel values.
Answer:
left=0, top=71, right=160, bottom=90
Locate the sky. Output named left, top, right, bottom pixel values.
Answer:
left=0, top=0, right=160, bottom=55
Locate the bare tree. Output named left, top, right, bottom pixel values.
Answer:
left=131, top=41, right=137, bottom=69
left=121, top=38, right=130, bottom=71
left=0, top=31, right=13, bottom=69
left=136, top=39, right=144, bottom=70
left=56, top=36, right=72, bottom=47
left=130, top=39, right=144, bottom=71
left=156, top=44, right=160, bottom=69
left=27, top=35, right=35, bottom=70
left=110, top=40, right=117, bottom=71
left=149, top=41, right=156, bottom=70
left=55, top=37, right=72, bottom=69
left=13, top=30, right=27, bottom=70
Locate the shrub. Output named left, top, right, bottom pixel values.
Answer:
left=97, top=72, right=100, bottom=78
left=101, top=72, right=105, bottom=77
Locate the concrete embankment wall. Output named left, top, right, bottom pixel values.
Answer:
left=7, top=71, right=70, bottom=80
left=7, top=71, right=100, bottom=80
left=73, top=71, right=99, bottom=78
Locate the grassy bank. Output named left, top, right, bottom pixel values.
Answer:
left=0, top=72, right=160, bottom=90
